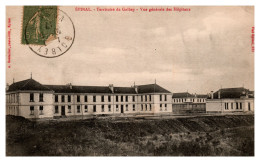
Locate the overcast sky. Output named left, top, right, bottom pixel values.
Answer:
left=6, top=6, right=254, bottom=94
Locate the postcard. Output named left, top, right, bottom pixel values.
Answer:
left=6, top=6, right=254, bottom=156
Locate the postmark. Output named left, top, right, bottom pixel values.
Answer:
left=22, top=6, right=75, bottom=58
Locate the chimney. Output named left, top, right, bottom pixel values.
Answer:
left=6, top=83, right=9, bottom=91
left=69, top=83, right=72, bottom=89
left=134, top=85, right=138, bottom=93
left=218, top=90, right=221, bottom=99
left=195, top=93, right=197, bottom=97
left=210, top=91, right=214, bottom=99
left=109, top=84, right=114, bottom=93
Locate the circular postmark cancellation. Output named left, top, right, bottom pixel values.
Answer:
left=24, top=7, right=75, bottom=58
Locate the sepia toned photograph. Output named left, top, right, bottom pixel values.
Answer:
left=6, top=6, right=254, bottom=156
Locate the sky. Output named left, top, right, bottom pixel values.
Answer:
left=6, top=6, right=254, bottom=94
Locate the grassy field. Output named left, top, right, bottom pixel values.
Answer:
left=6, top=114, right=254, bottom=156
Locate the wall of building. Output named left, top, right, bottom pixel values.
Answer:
left=206, top=98, right=254, bottom=113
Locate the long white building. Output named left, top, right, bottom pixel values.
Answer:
left=6, top=78, right=173, bottom=119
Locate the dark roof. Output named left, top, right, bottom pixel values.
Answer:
left=114, top=87, right=136, bottom=94
left=7, top=79, right=171, bottom=94
left=172, top=92, right=207, bottom=98
left=137, top=84, right=171, bottom=93
left=172, top=92, right=193, bottom=98
left=211, top=87, right=253, bottom=99
left=7, top=79, right=52, bottom=92
left=44, top=85, right=112, bottom=94
left=196, top=94, right=208, bottom=98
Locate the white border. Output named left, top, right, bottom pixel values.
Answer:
left=0, top=0, right=259, bottom=162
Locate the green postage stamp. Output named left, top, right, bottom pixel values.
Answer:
left=21, top=6, right=58, bottom=45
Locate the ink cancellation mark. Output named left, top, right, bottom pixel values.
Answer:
left=22, top=6, right=75, bottom=58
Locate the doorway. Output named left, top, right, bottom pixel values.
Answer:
left=61, top=106, right=65, bottom=116
left=121, top=105, right=124, bottom=113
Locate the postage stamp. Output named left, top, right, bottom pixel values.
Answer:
left=21, top=6, right=58, bottom=45
left=21, top=6, right=75, bottom=58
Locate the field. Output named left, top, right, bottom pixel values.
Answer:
left=6, top=114, right=254, bottom=156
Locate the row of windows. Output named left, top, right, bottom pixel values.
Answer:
left=224, top=102, right=243, bottom=110
left=6, top=94, right=18, bottom=103
left=54, top=104, right=139, bottom=113
left=173, top=98, right=205, bottom=103
left=29, top=93, right=44, bottom=102
left=54, top=95, right=159, bottom=103
left=29, top=106, right=44, bottom=115
left=160, top=95, right=167, bottom=101
left=53, top=104, right=159, bottom=114
left=159, top=104, right=168, bottom=111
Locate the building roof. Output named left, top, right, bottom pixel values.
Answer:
left=44, top=85, right=112, bottom=94
left=172, top=92, right=207, bottom=98
left=137, top=84, right=171, bottom=93
left=211, top=87, right=253, bottom=99
left=172, top=92, right=193, bottom=98
left=113, top=87, right=137, bottom=94
left=7, top=79, right=52, bottom=92
left=7, top=79, right=171, bottom=94
left=196, top=94, right=208, bottom=98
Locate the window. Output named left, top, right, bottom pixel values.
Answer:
left=68, top=105, right=71, bottom=113
left=133, top=104, right=135, bottom=111
left=141, top=96, right=143, bottom=102
left=236, top=102, right=239, bottom=109
left=102, top=105, right=105, bottom=112
left=116, top=105, right=119, bottom=111
left=248, top=102, right=251, bottom=111
left=93, top=96, right=96, bottom=102
left=30, top=93, right=34, bottom=102
left=240, top=103, right=242, bottom=109
left=121, top=96, right=124, bottom=102
left=108, top=96, right=111, bottom=102
left=39, top=106, right=43, bottom=115
left=126, top=96, right=128, bottom=102
left=126, top=105, right=128, bottom=111
left=165, top=104, right=167, bottom=111
left=149, top=95, right=152, bottom=101
left=160, top=104, right=162, bottom=111
left=150, top=104, right=152, bottom=111
left=85, top=105, right=88, bottom=112
left=165, top=95, right=167, bottom=101
left=61, top=95, right=65, bottom=102
left=160, top=95, right=162, bottom=101
left=85, top=95, right=88, bottom=102
left=141, top=104, right=143, bottom=111
left=101, top=95, right=104, bottom=102
left=30, top=106, right=34, bottom=115
left=133, top=96, right=135, bottom=102
left=108, top=105, right=111, bottom=112
left=93, top=105, right=96, bottom=112
left=77, top=105, right=81, bottom=113
left=145, top=104, right=147, bottom=111
left=55, top=106, right=59, bottom=113
left=55, top=95, right=58, bottom=102
left=77, top=95, right=80, bottom=102
left=116, top=95, right=118, bottom=102
left=145, top=95, right=147, bottom=101
left=68, top=95, right=71, bottom=102
left=39, top=93, right=43, bottom=102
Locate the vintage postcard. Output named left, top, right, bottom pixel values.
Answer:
left=6, top=6, right=254, bottom=156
